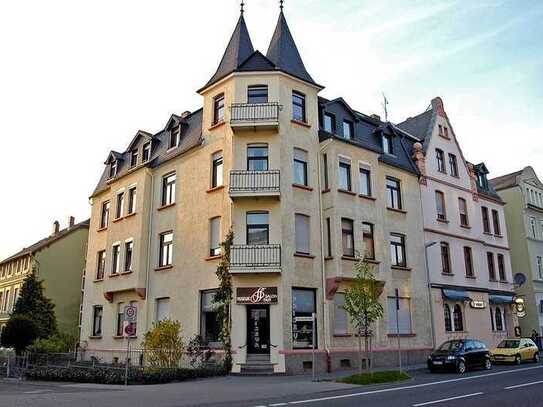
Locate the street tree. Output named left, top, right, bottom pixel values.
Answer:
left=0, top=315, right=39, bottom=354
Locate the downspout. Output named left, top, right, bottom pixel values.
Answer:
left=144, top=169, right=155, bottom=333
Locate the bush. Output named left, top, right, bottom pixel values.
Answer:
left=186, top=335, right=214, bottom=368
left=25, top=365, right=227, bottom=385
left=0, top=315, right=39, bottom=354
left=142, top=320, right=184, bottom=368
left=28, top=333, right=77, bottom=354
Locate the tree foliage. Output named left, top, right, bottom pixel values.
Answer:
left=12, top=267, right=57, bottom=338
left=0, top=315, right=40, bottom=354
left=142, top=319, right=184, bottom=368
left=27, top=332, right=77, bottom=354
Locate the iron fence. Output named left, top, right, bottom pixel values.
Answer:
left=230, top=244, right=281, bottom=270
left=229, top=170, right=280, bottom=194
left=230, top=102, right=281, bottom=124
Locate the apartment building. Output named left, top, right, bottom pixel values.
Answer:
left=79, top=8, right=433, bottom=374
left=491, top=167, right=543, bottom=336
left=399, top=98, right=518, bottom=348
left=0, top=217, right=89, bottom=336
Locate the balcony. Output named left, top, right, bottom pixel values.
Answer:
left=230, top=244, right=281, bottom=274
left=230, top=103, right=281, bottom=131
left=229, top=170, right=280, bottom=199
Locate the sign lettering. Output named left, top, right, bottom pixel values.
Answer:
left=236, top=287, right=278, bottom=304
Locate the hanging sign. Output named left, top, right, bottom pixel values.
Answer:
left=470, top=300, right=486, bottom=309
left=236, top=287, right=278, bottom=304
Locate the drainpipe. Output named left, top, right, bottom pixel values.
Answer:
left=144, top=169, right=155, bottom=333
left=424, top=242, right=437, bottom=349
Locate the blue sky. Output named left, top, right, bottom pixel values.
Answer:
left=0, top=0, right=542, bottom=259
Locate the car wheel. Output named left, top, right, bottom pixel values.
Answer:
left=456, top=360, right=466, bottom=374
left=484, top=358, right=492, bottom=370
left=534, top=353, right=539, bottom=363
left=515, top=355, right=521, bottom=365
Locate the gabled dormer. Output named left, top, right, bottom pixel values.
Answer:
left=126, top=130, right=154, bottom=168
left=104, top=151, right=123, bottom=179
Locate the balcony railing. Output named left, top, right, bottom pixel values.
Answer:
left=229, top=170, right=280, bottom=198
left=230, top=244, right=281, bottom=273
left=230, top=103, right=281, bottom=129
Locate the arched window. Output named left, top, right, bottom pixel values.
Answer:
left=444, top=304, right=452, bottom=332
left=453, top=304, right=463, bottom=332
left=495, top=307, right=503, bottom=331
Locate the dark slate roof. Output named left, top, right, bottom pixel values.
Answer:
left=318, top=97, right=420, bottom=175
left=490, top=169, right=524, bottom=191
left=201, top=15, right=254, bottom=91
left=238, top=51, right=277, bottom=71
left=266, top=11, right=320, bottom=88
left=397, top=109, right=433, bottom=148
left=91, top=109, right=203, bottom=197
left=0, top=219, right=90, bottom=266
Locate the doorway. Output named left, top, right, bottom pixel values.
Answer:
left=247, top=305, right=270, bottom=354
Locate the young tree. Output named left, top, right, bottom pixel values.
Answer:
left=343, top=258, right=384, bottom=374
left=142, top=319, right=184, bottom=368
left=0, top=315, right=39, bottom=354
left=12, top=267, right=57, bottom=339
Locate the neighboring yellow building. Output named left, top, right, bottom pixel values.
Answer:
left=79, top=8, right=432, bottom=374
left=0, top=217, right=89, bottom=336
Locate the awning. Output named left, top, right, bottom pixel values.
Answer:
left=489, top=295, right=514, bottom=305
left=442, top=289, right=471, bottom=302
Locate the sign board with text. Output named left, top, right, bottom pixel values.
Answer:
left=236, top=287, right=278, bottom=304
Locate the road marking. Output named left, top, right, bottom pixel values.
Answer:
left=412, top=392, right=483, bottom=406
left=269, top=404, right=288, bottom=406
left=23, top=390, right=53, bottom=394
left=505, top=380, right=543, bottom=390
left=282, top=365, right=543, bottom=405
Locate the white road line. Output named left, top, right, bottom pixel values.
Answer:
left=412, top=392, right=483, bottom=407
left=505, top=380, right=543, bottom=390
left=23, top=390, right=53, bottom=394
left=282, top=365, right=542, bottom=405
left=269, top=404, right=288, bottom=406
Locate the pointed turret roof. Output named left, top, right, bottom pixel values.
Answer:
left=201, top=14, right=255, bottom=91
left=266, top=11, right=319, bottom=87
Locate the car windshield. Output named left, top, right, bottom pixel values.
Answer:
left=497, top=340, right=520, bottom=349
left=437, top=340, right=462, bottom=352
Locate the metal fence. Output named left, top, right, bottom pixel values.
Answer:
left=230, top=244, right=282, bottom=270
left=229, top=170, right=280, bottom=194
left=230, top=102, right=281, bottom=124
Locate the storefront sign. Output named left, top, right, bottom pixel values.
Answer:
left=470, top=300, right=486, bottom=309
left=236, top=287, right=278, bottom=304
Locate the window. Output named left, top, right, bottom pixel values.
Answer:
left=453, top=304, right=464, bottom=331
left=142, top=142, right=151, bottom=162
left=292, top=91, right=306, bottom=122
left=169, top=126, right=180, bottom=149
left=211, top=151, right=223, bottom=188
left=338, top=158, right=352, bottom=191
left=96, top=250, right=106, bottom=280
left=111, top=244, right=120, bottom=275
left=477, top=172, right=488, bottom=189
left=156, top=298, right=170, bottom=322
left=435, top=191, right=446, bottom=220
left=341, top=218, right=354, bottom=257
left=490, top=307, right=495, bottom=331
left=100, top=201, right=110, bottom=229
left=448, top=154, right=458, bottom=177
left=247, top=212, right=269, bottom=245
left=387, top=297, right=412, bottom=334
left=444, top=304, right=452, bottom=332
left=292, top=288, right=316, bottom=349
left=213, top=94, right=225, bottom=124
left=343, top=120, right=353, bottom=140
left=495, top=307, right=504, bottom=331
left=390, top=233, right=406, bottom=267
left=161, top=172, right=176, bottom=206
left=323, top=113, right=335, bottom=133
left=436, top=149, right=446, bottom=173
left=92, top=306, right=103, bottom=336
left=440, top=242, right=451, bottom=274
left=295, top=214, right=310, bottom=255
left=109, top=161, right=118, bottom=178
left=487, top=252, right=496, bottom=280
left=124, top=241, right=133, bottom=272
left=530, top=217, right=537, bottom=238
left=3, top=289, right=9, bottom=312
left=382, top=133, right=393, bottom=155
left=326, top=217, right=332, bottom=257
left=293, top=148, right=308, bottom=186
left=438, top=125, right=443, bottom=137
left=159, top=232, right=173, bottom=267
left=386, top=178, right=402, bottom=210
left=482, top=207, right=491, bottom=233
left=492, top=210, right=501, bottom=235
left=201, top=290, right=221, bottom=347
left=247, top=85, right=268, bottom=104
left=497, top=254, right=506, bottom=281
left=116, top=192, right=124, bottom=219
left=359, top=168, right=372, bottom=197
left=210, top=217, right=221, bottom=257
left=247, top=145, right=268, bottom=171
left=334, top=293, right=348, bottom=335
left=130, top=150, right=138, bottom=168
left=537, top=256, right=543, bottom=280
left=128, top=187, right=137, bottom=214
left=116, top=302, right=124, bottom=336
left=458, top=198, right=469, bottom=226
left=443, top=127, right=449, bottom=138
left=464, top=247, right=474, bottom=277
left=362, top=222, right=375, bottom=260
left=323, top=154, right=329, bottom=190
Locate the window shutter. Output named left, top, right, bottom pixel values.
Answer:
left=156, top=298, right=170, bottom=321
left=334, top=293, right=348, bottom=335
left=388, top=298, right=412, bottom=334
left=210, top=217, right=220, bottom=251
left=295, top=214, right=310, bottom=254
left=294, top=148, right=307, bottom=162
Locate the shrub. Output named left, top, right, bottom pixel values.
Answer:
left=0, top=315, right=39, bottom=354
left=142, top=320, right=184, bottom=368
left=28, top=333, right=77, bottom=354
left=186, top=335, right=214, bottom=368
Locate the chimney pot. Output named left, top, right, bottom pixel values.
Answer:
left=53, top=221, right=60, bottom=235
left=370, top=114, right=381, bottom=121
left=180, top=111, right=191, bottom=118
left=69, top=216, right=75, bottom=228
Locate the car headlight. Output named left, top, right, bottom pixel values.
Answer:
left=447, top=355, right=457, bottom=360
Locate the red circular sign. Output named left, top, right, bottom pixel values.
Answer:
left=125, top=323, right=136, bottom=336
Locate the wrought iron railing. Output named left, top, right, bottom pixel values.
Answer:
left=229, top=170, right=280, bottom=194
left=230, top=244, right=281, bottom=270
left=230, top=103, right=281, bottom=124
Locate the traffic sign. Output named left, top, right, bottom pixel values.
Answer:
left=125, top=323, right=136, bottom=336
left=124, top=305, right=137, bottom=323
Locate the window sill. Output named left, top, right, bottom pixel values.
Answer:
left=499, top=280, right=509, bottom=284
left=112, top=217, right=124, bottom=223
left=120, top=270, right=133, bottom=276
left=291, top=119, right=311, bottom=128
left=494, top=234, right=503, bottom=238
left=365, top=259, right=381, bottom=265
left=333, top=334, right=352, bottom=338
left=157, top=203, right=175, bottom=211
left=109, top=273, right=120, bottom=278
left=338, top=189, right=356, bottom=196
left=436, top=218, right=450, bottom=224
left=438, top=135, right=451, bottom=141
left=324, top=256, right=334, bottom=261
left=89, top=336, right=102, bottom=340
left=442, top=272, right=454, bottom=276
left=208, top=120, right=225, bottom=131
left=386, top=207, right=407, bottom=214
left=97, top=226, right=108, bottom=232
left=125, top=212, right=136, bottom=219
left=321, top=188, right=331, bottom=194
left=113, top=335, right=124, bottom=340
left=483, top=232, right=493, bottom=236
left=387, top=333, right=416, bottom=338
left=391, top=265, right=411, bottom=271
left=489, top=278, right=498, bottom=282
left=293, top=184, right=313, bottom=192
left=294, top=252, right=315, bottom=259
left=358, top=194, right=376, bottom=201
left=466, top=275, right=477, bottom=279
left=94, top=278, right=104, bottom=283
left=206, top=185, right=225, bottom=193
left=460, top=224, right=471, bottom=229
left=205, top=255, right=222, bottom=261
left=155, top=265, right=173, bottom=272
left=341, top=256, right=358, bottom=262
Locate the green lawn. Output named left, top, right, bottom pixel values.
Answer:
left=337, top=370, right=411, bottom=385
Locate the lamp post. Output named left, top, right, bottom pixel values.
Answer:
left=425, top=241, right=437, bottom=349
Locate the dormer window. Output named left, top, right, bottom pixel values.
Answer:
left=343, top=120, right=353, bottom=140
left=169, top=126, right=180, bottom=149
left=248, top=85, right=268, bottom=104
left=142, top=142, right=151, bottom=163
left=382, top=134, right=393, bottom=155
left=109, top=160, right=118, bottom=178
left=130, top=150, right=138, bottom=168
left=477, top=172, right=488, bottom=189
left=323, top=113, right=335, bottom=133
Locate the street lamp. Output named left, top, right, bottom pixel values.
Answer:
left=424, top=241, right=437, bottom=349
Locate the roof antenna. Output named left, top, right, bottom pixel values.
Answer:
left=381, top=92, right=389, bottom=122
left=240, top=0, right=245, bottom=15
left=280, top=0, right=284, bottom=11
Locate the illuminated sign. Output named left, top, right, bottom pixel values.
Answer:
left=470, top=300, right=486, bottom=309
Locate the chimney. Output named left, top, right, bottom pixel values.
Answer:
left=52, top=221, right=60, bottom=235
left=370, top=114, right=381, bottom=121
left=431, top=97, right=447, bottom=118
left=68, top=216, right=75, bottom=228
left=180, top=111, right=191, bottom=118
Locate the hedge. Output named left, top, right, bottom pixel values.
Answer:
left=25, top=365, right=227, bottom=385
